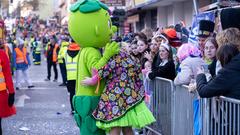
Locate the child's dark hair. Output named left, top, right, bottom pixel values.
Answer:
left=217, top=43, right=239, bottom=67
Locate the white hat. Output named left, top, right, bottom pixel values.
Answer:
left=160, top=42, right=170, bottom=51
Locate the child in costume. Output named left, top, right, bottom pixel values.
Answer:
left=0, top=50, right=16, bottom=134
left=81, top=47, right=156, bottom=134
left=68, top=0, right=120, bottom=134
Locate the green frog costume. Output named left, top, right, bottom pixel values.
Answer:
left=68, top=0, right=120, bottom=134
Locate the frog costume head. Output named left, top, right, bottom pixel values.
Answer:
left=68, top=0, right=117, bottom=48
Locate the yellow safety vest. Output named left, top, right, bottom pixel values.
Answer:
left=58, top=41, right=69, bottom=63
left=65, top=52, right=79, bottom=80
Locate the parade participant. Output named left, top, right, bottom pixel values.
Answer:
left=68, top=0, right=120, bottom=134
left=197, top=20, right=215, bottom=54
left=0, top=39, right=13, bottom=75
left=44, top=36, right=59, bottom=82
left=0, top=50, right=16, bottom=135
left=13, top=38, right=34, bottom=90
left=0, top=40, right=11, bottom=61
left=32, top=37, right=42, bottom=65
left=0, top=21, right=12, bottom=62
left=65, top=40, right=80, bottom=114
left=58, top=36, right=69, bottom=86
left=81, top=49, right=156, bottom=135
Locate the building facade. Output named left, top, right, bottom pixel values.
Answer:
left=125, top=0, right=239, bottom=33
left=0, top=0, right=10, bottom=17
left=126, top=0, right=195, bottom=33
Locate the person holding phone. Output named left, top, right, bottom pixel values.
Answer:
left=197, top=44, right=240, bottom=99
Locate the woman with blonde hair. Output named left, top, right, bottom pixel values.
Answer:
left=216, top=28, right=240, bottom=50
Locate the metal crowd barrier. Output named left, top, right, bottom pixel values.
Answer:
left=173, top=85, right=199, bottom=135
left=144, top=77, right=240, bottom=135
left=145, top=77, right=175, bottom=135
left=201, top=96, right=240, bottom=135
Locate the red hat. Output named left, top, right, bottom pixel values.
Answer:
left=162, top=28, right=181, bottom=48
left=163, top=28, right=177, bottom=39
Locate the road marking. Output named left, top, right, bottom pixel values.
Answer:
left=15, top=94, right=31, bottom=107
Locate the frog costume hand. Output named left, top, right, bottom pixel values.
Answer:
left=68, top=0, right=119, bottom=134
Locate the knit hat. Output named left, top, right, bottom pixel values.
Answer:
left=220, top=8, right=240, bottom=30
left=197, top=20, right=215, bottom=38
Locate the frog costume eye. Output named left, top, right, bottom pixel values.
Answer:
left=70, top=0, right=109, bottom=13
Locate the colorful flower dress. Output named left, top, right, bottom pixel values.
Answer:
left=93, top=51, right=155, bottom=130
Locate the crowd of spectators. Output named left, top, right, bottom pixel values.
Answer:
left=116, top=8, right=240, bottom=101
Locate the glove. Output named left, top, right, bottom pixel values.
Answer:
left=93, top=42, right=120, bottom=70
left=81, top=69, right=99, bottom=86
left=81, top=76, right=98, bottom=86
left=102, top=42, right=120, bottom=60
left=91, top=68, right=98, bottom=76
left=8, top=93, right=15, bottom=107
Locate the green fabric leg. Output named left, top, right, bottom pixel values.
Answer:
left=73, top=96, right=106, bottom=135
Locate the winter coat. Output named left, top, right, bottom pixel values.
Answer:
left=197, top=53, right=240, bottom=99
left=148, top=57, right=176, bottom=80
left=174, top=56, right=206, bottom=85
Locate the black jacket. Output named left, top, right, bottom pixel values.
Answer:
left=197, top=53, right=240, bottom=99
left=148, top=55, right=176, bottom=80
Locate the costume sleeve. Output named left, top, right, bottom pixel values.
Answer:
left=86, top=48, right=113, bottom=73
left=1, top=51, right=14, bottom=93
